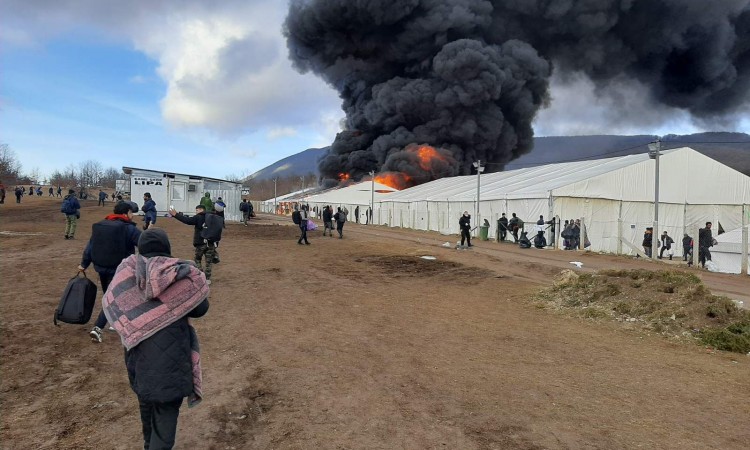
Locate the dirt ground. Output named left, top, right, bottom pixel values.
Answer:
left=1, top=196, right=749, bottom=450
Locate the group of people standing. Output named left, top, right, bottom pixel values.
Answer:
left=293, top=204, right=348, bottom=244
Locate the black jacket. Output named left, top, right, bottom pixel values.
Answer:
left=699, top=228, right=713, bottom=248
left=459, top=215, right=471, bottom=231
left=174, top=212, right=207, bottom=247
left=125, top=299, right=209, bottom=403
left=322, top=208, right=333, bottom=222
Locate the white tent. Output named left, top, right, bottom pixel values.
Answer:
left=302, top=181, right=398, bottom=223
left=374, top=147, right=750, bottom=258
left=712, top=226, right=750, bottom=274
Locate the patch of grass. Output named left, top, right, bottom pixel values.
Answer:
left=699, top=322, right=750, bottom=353
left=537, top=268, right=750, bottom=354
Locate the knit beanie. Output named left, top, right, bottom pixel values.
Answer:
left=138, top=228, right=172, bottom=257
left=214, top=203, right=224, bottom=212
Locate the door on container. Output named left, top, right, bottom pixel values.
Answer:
left=170, top=181, right=189, bottom=213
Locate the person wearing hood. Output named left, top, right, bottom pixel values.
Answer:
left=199, top=193, right=213, bottom=212
left=79, top=200, right=141, bottom=343
left=103, top=228, right=209, bottom=450
left=459, top=211, right=472, bottom=248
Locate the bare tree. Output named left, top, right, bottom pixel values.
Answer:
left=0, top=143, right=22, bottom=183
left=99, top=167, right=121, bottom=188
left=77, top=160, right=103, bottom=196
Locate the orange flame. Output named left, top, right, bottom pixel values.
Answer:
left=415, top=145, right=449, bottom=171
left=338, top=172, right=351, bottom=182
left=374, top=172, right=411, bottom=190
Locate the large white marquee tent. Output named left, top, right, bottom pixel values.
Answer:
left=373, top=147, right=750, bottom=258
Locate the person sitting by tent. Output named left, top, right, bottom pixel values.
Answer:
left=518, top=231, right=532, bottom=249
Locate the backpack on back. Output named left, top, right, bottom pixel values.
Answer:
left=90, top=220, right=133, bottom=269
left=54, top=272, right=97, bottom=325
left=292, top=210, right=301, bottom=225
left=61, top=197, right=76, bottom=214
left=201, top=213, right=224, bottom=242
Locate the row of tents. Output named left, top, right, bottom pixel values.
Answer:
left=261, top=147, right=750, bottom=274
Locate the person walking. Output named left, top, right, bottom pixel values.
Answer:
left=297, top=205, right=310, bottom=245
left=322, top=205, right=334, bottom=237
left=79, top=201, right=141, bottom=343
left=36, top=186, right=43, bottom=196
left=98, top=190, right=106, bottom=206
left=354, top=205, right=360, bottom=224
left=57, top=186, right=62, bottom=197
left=142, top=192, right=157, bottom=230
left=199, top=192, right=213, bottom=212
left=642, top=227, right=653, bottom=257
left=658, top=231, right=675, bottom=260
left=48, top=186, right=54, bottom=197
left=698, top=222, right=715, bottom=268
left=682, top=233, right=694, bottom=264
left=0, top=183, right=5, bottom=204
left=102, top=228, right=209, bottom=450
left=239, top=199, right=250, bottom=226
left=170, top=205, right=219, bottom=283
left=14, top=186, right=23, bottom=203
left=334, top=207, right=347, bottom=239
left=459, top=211, right=472, bottom=248
left=61, top=189, right=81, bottom=239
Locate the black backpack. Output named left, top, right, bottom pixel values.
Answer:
left=201, top=213, right=224, bottom=242
left=54, top=272, right=97, bottom=325
left=90, top=220, right=133, bottom=269
left=292, top=210, right=301, bottom=225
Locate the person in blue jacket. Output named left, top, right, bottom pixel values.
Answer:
left=61, top=189, right=81, bottom=239
left=142, top=192, right=157, bottom=230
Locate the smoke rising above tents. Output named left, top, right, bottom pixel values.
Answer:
left=284, top=0, right=750, bottom=187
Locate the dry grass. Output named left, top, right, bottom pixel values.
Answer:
left=537, top=269, right=750, bottom=353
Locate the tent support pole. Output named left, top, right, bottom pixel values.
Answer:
left=693, top=225, right=700, bottom=267
left=742, top=204, right=748, bottom=275
left=617, top=200, right=623, bottom=255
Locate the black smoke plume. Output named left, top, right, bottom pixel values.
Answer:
left=284, top=0, right=750, bottom=187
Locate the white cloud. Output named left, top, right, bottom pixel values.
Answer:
left=4, top=0, right=341, bottom=135
left=267, top=127, right=298, bottom=140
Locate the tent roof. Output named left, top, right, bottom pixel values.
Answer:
left=383, top=153, right=649, bottom=202
left=302, top=181, right=398, bottom=206
left=380, top=147, right=750, bottom=204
